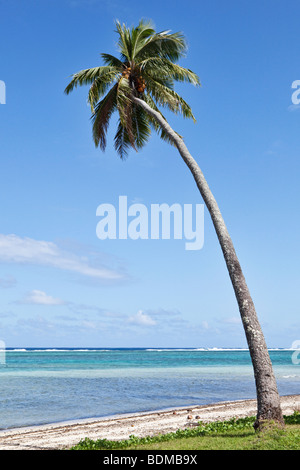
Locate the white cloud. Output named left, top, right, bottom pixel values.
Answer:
left=20, top=290, right=65, bottom=306
left=288, top=104, right=300, bottom=112
left=127, top=310, right=156, bottom=327
left=0, top=234, right=125, bottom=281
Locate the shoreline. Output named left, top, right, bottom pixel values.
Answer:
left=0, top=394, right=299, bottom=450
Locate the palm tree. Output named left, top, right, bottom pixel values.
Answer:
left=65, top=19, right=284, bottom=429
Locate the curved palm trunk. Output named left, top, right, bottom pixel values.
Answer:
left=132, top=95, right=284, bottom=429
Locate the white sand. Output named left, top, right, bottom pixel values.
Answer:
left=0, top=395, right=299, bottom=450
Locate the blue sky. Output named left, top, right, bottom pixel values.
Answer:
left=0, top=0, right=299, bottom=348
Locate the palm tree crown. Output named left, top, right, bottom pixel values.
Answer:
left=65, top=19, right=200, bottom=159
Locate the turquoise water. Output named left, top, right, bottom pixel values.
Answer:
left=0, top=348, right=298, bottom=430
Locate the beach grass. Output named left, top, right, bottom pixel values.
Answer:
left=71, top=411, right=300, bottom=451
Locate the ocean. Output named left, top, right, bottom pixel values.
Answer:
left=0, top=348, right=299, bottom=430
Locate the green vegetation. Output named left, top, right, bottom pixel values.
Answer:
left=65, top=19, right=200, bottom=159
left=71, top=411, right=300, bottom=451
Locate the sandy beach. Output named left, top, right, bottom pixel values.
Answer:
left=0, top=394, right=298, bottom=450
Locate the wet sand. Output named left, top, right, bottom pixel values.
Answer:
left=0, top=394, right=299, bottom=450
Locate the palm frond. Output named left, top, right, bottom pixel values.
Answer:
left=131, top=104, right=152, bottom=148
left=91, top=83, right=118, bottom=150
left=101, top=53, right=124, bottom=68
left=114, top=104, right=152, bottom=159
left=139, top=57, right=200, bottom=87
left=130, top=19, right=155, bottom=60
left=114, top=119, right=132, bottom=159
left=115, top=20, right=132, bottom=62
left=87, top=69, right=121, bottom=112
left=144, top=74, right=196, bottom=121
left=65, top=66, right=120, bottom=96
left=134, top=31, right=187, bottom=63
left=116, top=77, right=136, bottom=150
